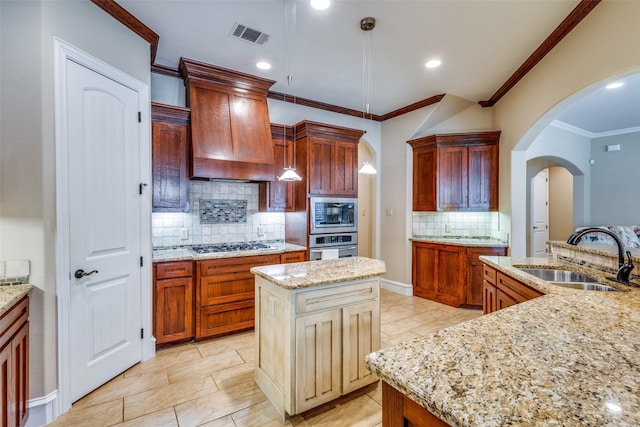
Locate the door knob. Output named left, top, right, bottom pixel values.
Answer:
left=74, top=269, right=98, bottom=279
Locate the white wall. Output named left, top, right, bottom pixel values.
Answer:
left=0, top=0, right=150, bottom=405
left=590, top=131, right=640, bottom=224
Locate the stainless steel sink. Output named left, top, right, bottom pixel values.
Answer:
left=518, top=268, right=622, bottom=292
left=519, top=268, right=599, bottom=283
left=550, top=282, right=621, bottom=292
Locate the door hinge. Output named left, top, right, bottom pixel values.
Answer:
left=138, top=111, right=142, bottom=123
left=140, top=256, right=144, bottom=267
left=140, top=328, right=144, bottom=339
left=139, top=183, right=148, bottom=195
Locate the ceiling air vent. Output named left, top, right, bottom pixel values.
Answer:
left=230, top=21, right=270, bottom=46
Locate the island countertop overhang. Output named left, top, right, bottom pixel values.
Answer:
left=250, top=256, right=386, bottom=290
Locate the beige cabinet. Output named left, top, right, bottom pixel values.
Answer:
left=255, top=278, right=380, bottom=418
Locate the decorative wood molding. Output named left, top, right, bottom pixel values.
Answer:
left=151, top=63, right=182, bottom=78
left=380, top=94, right=446, bottom=121
left=479, top=0, right=601, bottom=107
left=407, top=131, right=501, bottom=149
left=294, top=120, right=365, bottom=143
left=270, top=123, right=294, bottom=140
left=90, top=0, right=159, bottom=64
left=151, top=102, right=190, bottom=124
left=179, top=57, right=276, bottom=93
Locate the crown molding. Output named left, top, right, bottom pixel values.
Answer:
left=479, top=0, right=602, bottom=108
left=552, top=120, right=640, bottom=138
left=90, top=0, right=159, bottom=64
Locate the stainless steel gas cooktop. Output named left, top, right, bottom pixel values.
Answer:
left=191, top=242, right=273, bottom=254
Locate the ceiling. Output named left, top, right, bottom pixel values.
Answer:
left=117, top=0, right=639, bottom=134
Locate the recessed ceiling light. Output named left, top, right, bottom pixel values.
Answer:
left=425, top=59, right=442, bottom=69
left=256, top=61, right=271, bottom=70
left=310, top=0, right=331, bottom=10
left=606, top=82, right=624, bottom=89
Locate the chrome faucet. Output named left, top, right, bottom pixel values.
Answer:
left=566, top=227, right=634, bottom=283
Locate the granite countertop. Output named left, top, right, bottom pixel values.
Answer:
left=152, top=242, right=306, bottom=262
left=411, top=236, right=509, bottom=248
left=550, top=240, right=640, bottom=263
left=366, top=256, right=640, bottom=426
left=250, top=256, right=386, bottom=290
left=0, top=285, right=33, bottom=316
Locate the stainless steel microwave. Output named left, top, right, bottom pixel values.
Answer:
left=310, top=197, right=357, bottom=234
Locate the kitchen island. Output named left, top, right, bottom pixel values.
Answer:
left=366, top=255, right=640, bottom=426
left=251, top=256, right=386, bottom=418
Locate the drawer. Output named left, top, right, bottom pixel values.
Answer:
left=497, top=272, right=543, bottom=302
left=483, top=265, right=496, bottom=285
left=281, top=251, right=306, bottom=264
left=0, top=296, right=28, bottom=350
left=197, top=299, right=255, bottom=339
left=466, top=247, right=507, bottom=259
left=156, top=261, right=193, bottom=279
left=296, top=280, right=379, bottom=314
left=198, top=254, right=280, bottom=277
left=200, top=274, right=254, bottom=306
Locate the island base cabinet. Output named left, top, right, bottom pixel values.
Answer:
left=255, top=277, right=380, bottom=418
left=295, top=310, right=341, bottom=413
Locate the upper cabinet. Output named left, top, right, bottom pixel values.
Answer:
left=294, top=121, right=364, bottom=199
left=408, top=131, right=500, bottom=212
left=259, top=124, right=295, bottom=212
left=179, top=58, right=276, bottom=181
left=151, top=103, right=190, bottom=212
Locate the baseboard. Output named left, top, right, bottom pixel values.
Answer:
left=26, top=390, right=58, bottom=427
left=380, top=278, right=413, bottom=296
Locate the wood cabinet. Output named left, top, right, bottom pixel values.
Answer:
left=259, top=125, right=295, bottom=212
left=255, top=278, right=380, bottom=417
left=382, top=382, right=450, bottom=427
left=295, top=121, right=364, bottom=199
left=180, top=58, right=276, bottom=181
left=412, top=241, right=506, bottom=308
left=482, top=264, right=543, bottom=314
left=153, top=261, right=194, bottom=345
left=151, top=103, right=190, bottom=212
left=281, top=250, right=306, bottom=263
left=196, top=254, right=280, bottom=340
left=408, top=131, right=500, bottom=212
left=0, top=295, right=29, bottom=427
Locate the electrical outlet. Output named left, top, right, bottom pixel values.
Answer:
left=257, top=225, right=265, bottom=237
left=361, top=209, right=367, bottom=217
left=445, top=224, right=452, bottom=233
left=180, top=228, right=189, bottom=240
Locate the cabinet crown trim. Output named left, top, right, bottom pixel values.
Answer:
left=179, top=57, right=276, bottom=93
left=151, top=102, right=190, bottom=123
left=294, top=120, right=365, bottom=143
left=407, top=131, right=501, bottom=149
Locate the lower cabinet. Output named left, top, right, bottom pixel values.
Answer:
left=0, top=295, right=29, bottom=427
left=196, top=254, right=280, bottom=340
left=281, top=250, right=306, bottom=263
left=255, top=278, right=380, bottom=417
left=412, top=242, right=506, bottom=307
left=153, top=261, right=194, bottom=345
left=482, top=264, right=543, bottom=314
left=382, top=382, right=450, bottom=427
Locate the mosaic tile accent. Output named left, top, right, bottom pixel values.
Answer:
left=200, top=199, right=247, bottom=224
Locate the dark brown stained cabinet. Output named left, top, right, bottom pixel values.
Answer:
left=295, top=121, right=364, bottom=198
left=151, top=103, right=190, bottom=212
left=196, top=254, right=280, bottom=340
left=0, top=295, right=29, bottom=427
left=382, top=382, right=450, bottom=427
left=259, top=125, right=295, bottom=212
left=153, top=261, right=194, bottom=345
left=408, top=131, right=500, bottom=212
left=482, top=264, right=543, bottom=314
left=179, top=58, right=276, bottom=181
left=412, top=242, right=507, bottom=308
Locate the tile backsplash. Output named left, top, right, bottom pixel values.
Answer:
left=152, top=181, right=284, bottom=247
left=0, top=259, right=30, bottom=285
left=412, top=211, right=505, bottom=240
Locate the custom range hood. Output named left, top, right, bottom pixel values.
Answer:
left=179, top=58, right=276, bottom=181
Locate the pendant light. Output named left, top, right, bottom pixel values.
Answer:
left=358, top=17, right=377, bottom=175
left=278, top=0, right=302, bottom=182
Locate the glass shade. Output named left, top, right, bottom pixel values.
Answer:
left=358, top=162, right=377, bottom=174
left=278, top=167, right=302, bottom=181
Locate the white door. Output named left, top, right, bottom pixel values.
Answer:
left=66, top=59, right=143, bottom=402
left=531, top=169, right=549, bottom=257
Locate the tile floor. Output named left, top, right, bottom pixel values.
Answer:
left=46, top=290, right=481, bottom=427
